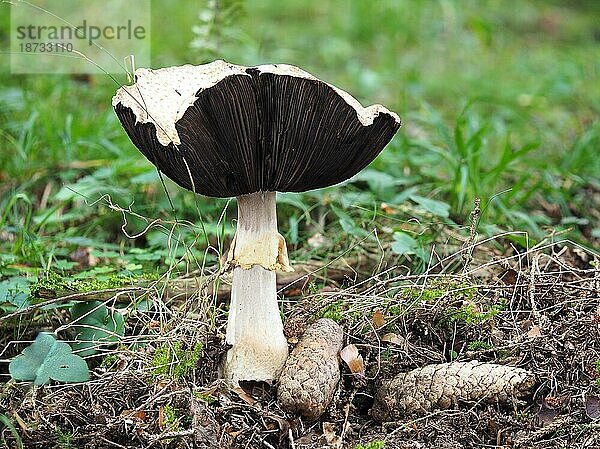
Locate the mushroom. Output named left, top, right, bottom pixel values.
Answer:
left=112, top=60, right=400, bottom=385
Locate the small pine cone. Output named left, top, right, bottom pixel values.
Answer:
left=277, top=318, right=343, bottom=420
left=283, top=316, right=307, bottom=342
left=371, top=360, right=535, bottom=421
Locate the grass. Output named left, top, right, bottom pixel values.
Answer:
left=0, top=1, right=598, bottom=341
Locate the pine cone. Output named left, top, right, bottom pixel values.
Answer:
left=277, top=319, right=343, bottom=420
left=372, top=360, right=535, bottom=421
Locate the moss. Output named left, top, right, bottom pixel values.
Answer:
left=193, top=390, right=217, bottom=404
left=311, top=281, right=350, bottom=323
left=497, top=349, right=513, bottom=360
left=444, top=301, right=505, bottom=326
left=318, top=299, right=344, bottom=322
left=467, top=340, right=494, bottom=350
left=356, top=441, right=385, bottom=449
left=385, top=279, right=478, bottom=317
left=31, top=271, right=71, bottom=296
left=162, top=405, right=181, bottom=431
left=101, top=353, right=119, bottom=369
left=151, top=341, right=203, bottom=380
left=401, top=279, right=477, bottom=303
left=31, top=270, right=158, bottom=298
left=70, top=275, right=131, bottom=292
left=385, top=279, right=501, bottom=328
left=163, top=404, right=192, bottom=430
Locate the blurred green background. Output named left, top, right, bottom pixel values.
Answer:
left=0, top=0, right=599, bottom=300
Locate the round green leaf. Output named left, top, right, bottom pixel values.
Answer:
left=70, top=301, right=125, bottom=356
left=9, top=333, right=90, bottom=385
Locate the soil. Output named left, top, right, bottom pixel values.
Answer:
left=1, top=239, right=599, bottom=449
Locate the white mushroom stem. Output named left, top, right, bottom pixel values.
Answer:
left=224, top=191, right=291, bottom=385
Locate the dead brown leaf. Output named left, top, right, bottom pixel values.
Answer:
left=231, top=386, right=256, bottom=405
left=585, top=395, right=600, bottom=420
left=121, top=410, right=146, bottom=421
left=381, top=332, right=406, bottom=346
left=380, top=202, right=394, bottom=214
left=322, top=422, right=341, bottom=446
left=499, top=268, right=518, bottom=285
left=536, top=399, right=558, bottom=426
left=70, top=246, right=98, bottom=267
left=158, top=405, right=165, bottom=430
left=340, top=344, right=365, bottom=376
left=372, top=310, right=386, bottom=328
left=527, top=325, right=542, bottom=339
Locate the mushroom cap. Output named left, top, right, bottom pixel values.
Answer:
left=113, top=60, right=401, bottom=198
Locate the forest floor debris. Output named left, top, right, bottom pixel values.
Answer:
left=1, top=237, right=599, bottom=449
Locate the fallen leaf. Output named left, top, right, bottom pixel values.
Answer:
left=585, top=395, right=600, bottom=420
left=340, top=344, right=358, bottom=361
left=500, top=268, right=518, bottom=285
left=231, top=386, right=256, bottom=405
left=155, top=379, right=170, bottom=390
left=347, top=358, right=365, bottom=376
left=121, top=410, right=146, bottom=421
left=262, top=412, right=290, bottom=434
left=487, top=417, right=500, bottom=435
left=195, top=385, right=219, bottom=398
left=340, top=344, right=365, bottom=376
left=372, top=310, right=385, bottom=328
left=70, top=246, right=98, bottom=267
left=382, top=333, right=406, bottom=346
left=527, top=325, right=542, bottom=339
left=226, top=427, right=245, bottom=438
left=158, top=405, right=165, bottom=429
left=380, top=202, right=394, bottom=214
left=116, top=357, right=128, bottom=371
left=520, top=319, right=533, bottom=333
left=322, top=422, right=340, bottom=446
left=536, top=400, right=558, bottom=426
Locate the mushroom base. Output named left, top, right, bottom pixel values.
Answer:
left=223, top=265, right=289, bottom=384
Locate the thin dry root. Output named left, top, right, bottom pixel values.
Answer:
left=371, top=360, right=535, bottom=421
left=277, top=319, right=343, bottom=421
